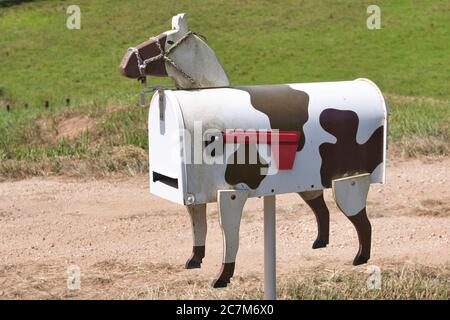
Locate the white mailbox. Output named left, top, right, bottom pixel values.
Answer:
left=149, top=78, right=387, bottom=205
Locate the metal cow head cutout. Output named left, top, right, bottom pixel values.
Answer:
left=118, top=13, right=230, bottom=89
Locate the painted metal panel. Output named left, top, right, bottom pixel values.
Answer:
left=148, top=90, right=188, bottom=205
left=148, top=79, right=388, bottom=205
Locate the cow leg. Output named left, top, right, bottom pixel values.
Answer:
left=185, top=204, right=207, bottom=269
left=299, top=190, right=329, bottom=249
left=347, top=208, right=372, bottom=265
left=212, top=189, right=249, bottom=288
left=332, top=173, right=372, bottom=266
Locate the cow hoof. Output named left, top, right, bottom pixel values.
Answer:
left=211, top=262, right=234, bottom=288
left=185, top=259, right=202, bottom=269
left=211, top=278, right=229, bottom=288
left=312, top=239, right=328, bottom=249
left=185, top=246, right=205, bottom=269
left=353, top=255, right=369, bottom=266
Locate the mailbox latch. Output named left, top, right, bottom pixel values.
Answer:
left=158, top=90, right=165, bottom=121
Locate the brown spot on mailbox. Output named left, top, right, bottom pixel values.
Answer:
left=225, top=142, right=269, bottom=189
left=319, top=108, right=384, bottom=188
left=239, top=85, right=310, bottom=151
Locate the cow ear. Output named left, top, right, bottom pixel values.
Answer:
left=171, top=13, right=188, bottom=33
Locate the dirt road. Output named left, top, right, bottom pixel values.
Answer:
left=0, top=157, right=449, bottom=299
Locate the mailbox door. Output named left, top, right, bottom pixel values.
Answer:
left=148, top=91, right=187, bottom=205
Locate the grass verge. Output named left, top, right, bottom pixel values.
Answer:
left=275, top=264, right=449, bottom=300
left=0, top=95, right=449, bottom=179
left=0, top=1, right=449, bottom=178
left=120, top=263, right=450, bottom=299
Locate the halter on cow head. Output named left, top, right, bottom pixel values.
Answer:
left=118, top=13, right=230, bottom=89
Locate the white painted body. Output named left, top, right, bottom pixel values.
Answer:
left=149, top=78, right=388, bottom=205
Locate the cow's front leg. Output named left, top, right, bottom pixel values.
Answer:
left=212, top=189, right=249, bottom=288
left=299, top=190, right=330, bottom=249
left=185, top=204, right=207, bottom=269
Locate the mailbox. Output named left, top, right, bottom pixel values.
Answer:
left=148, top=78, right=388, bottom=206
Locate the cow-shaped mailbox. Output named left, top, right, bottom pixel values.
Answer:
left=119, top=13, right=389, bottom=289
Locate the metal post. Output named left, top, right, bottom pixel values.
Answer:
left=264, top=195, right=276, bottom=300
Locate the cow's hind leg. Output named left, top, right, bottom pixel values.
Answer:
left=185, top=204, right=207, bottom=269
left=299, top=190, right=329, bottom=249
left=347, top=208, right=371, bottom=265
left=332, top=173, right=372, bottom=266
left=212, top=189, right=249, bottom=288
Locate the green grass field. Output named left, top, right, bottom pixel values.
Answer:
left=0, top=0, right=449, bottom=177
